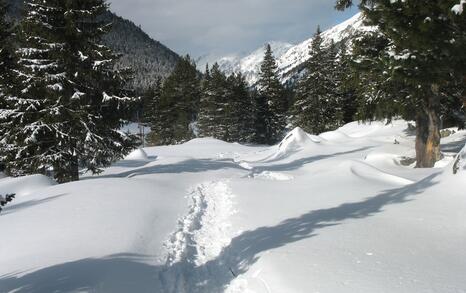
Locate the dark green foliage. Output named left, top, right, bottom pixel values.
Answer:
left=291, top=28, right=344, bottom=134
left=0, top=0, right=138, bottom=183
left=256, top=44, right=287, bottom=144
left=227, top=72, right=256, bottom=143
left=198, top=64, right=255, bottom=143
left=198, top=63, right=229, bottom=139
left=100, top=12, right=179, bottom=94
left=0, top=193, right=15, bottom=214
left=155, top=55, right=201, bottom=145
left=349, top=31, right=415, bottom=122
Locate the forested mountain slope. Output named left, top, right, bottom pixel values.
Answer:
left=6, top=0, right=180, bottom=93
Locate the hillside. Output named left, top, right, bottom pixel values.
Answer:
left=5, top=0, right=180, bottom=93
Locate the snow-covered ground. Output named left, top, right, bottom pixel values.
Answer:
left=1, top=120, right=466, bottom=293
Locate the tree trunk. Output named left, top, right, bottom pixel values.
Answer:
left=56, top=156, right=79, bottom=183
left=69, top=156, right=80, bottom=182
left=415, top=85, right=441, bottom=168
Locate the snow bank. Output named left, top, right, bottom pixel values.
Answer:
left=125, top=148, right=149, bottom=160
left=0, top=174, right=56, bottom=197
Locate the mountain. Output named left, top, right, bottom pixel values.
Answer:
left=198, top=41, right=294, bottom=85
left=202, top=13, right=375, bottom=86
left=101, top=13, right=180, bottom=93
left=5, top=0, right=180, bottom=94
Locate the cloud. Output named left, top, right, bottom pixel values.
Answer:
left=108, top=0, right=357, bottom=57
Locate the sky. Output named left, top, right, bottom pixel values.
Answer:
left=108, top=0, right=358, bottom=58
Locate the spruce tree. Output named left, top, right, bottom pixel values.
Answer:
left=145, top=78, right=163, bottom=145
left=0, top=0, right=17, bottom=173
left=291, top=28, right=343, bottom=134
left=198, top=64, right=215, bottom=138
left=0, top=0, right=138, bottom=183
left=336, top=0, right=466, bottom=167
left=338, top=41, right=359, bottom=124
left=157, top=55, right=200, bottom=144
left=227, top=72, right=255, bottom=143
left=257, top=44, right=287, bottom=144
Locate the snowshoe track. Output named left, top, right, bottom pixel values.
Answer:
left=165, top=180, right=236, bottom=266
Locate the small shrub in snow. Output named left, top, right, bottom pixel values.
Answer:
left=0, top=193, right=15, bottom=214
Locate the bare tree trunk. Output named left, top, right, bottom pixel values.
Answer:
left=415, top=84, right=441, bottom=168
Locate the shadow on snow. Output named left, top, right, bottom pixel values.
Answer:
left=0, top=174, right=439, bottom=293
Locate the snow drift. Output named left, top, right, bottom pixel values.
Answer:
left=1, top=120, right=465, bottom=293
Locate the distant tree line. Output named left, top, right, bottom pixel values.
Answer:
left=143, top=46, right=294, bottom=146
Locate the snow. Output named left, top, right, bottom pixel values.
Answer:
left=1, top=120, right=466, bottom=292
left=198, top=41, right=294, bottom=85
left=452, top=0, right=465, bottom=14
left=125, top=148, right=149, bottom=161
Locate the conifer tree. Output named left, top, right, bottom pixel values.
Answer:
left=157, top=55, right=200, bottom=144
left=0, top=0, right=16, bottom=172
left=257, top=44, right=287, bottom=144
left=227, top=72, right=255, bottom=143
left=291, top=28, right=343, bottom=134
left=198, top=63, right=230, bottom=140
left=336, top=0, right=466, bottom=167
left=144, top=78, right=163, bottom=145
left=337, top=41, right=359, bottom=124
left=0, top=0, right=138, bottom=183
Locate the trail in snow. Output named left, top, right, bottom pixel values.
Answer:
left=165, top=180, right=236, bottom=266
left=161, top=180, right=237, bottom=292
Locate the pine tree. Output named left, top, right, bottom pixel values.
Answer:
left=257, top=44, right=287, bottom=144
left=198, top=63, right=229, bottom=140
left=336, top=0, right=466, bottom=168
left=0, top=0, right=17, bottom=173
left=227, top=72, right=255, bottom=143
left=337, top=41, right=359, bottom=124
left=157, top=55, right=200, bottom=145
left=291, top=28, right=343, bottom=134
left=198, top=64, right=215, bottom=138
left=0, top=0, right=138, bottom=183
left=145, top=78, right=163, bottom=145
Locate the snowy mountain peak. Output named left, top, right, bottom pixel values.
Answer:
left=200, top=12, right=373, bottom=85
left=198, top=41, right=294, bottom=85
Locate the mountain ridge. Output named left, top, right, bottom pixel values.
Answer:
left=200, top=13, right=375, bottom=86
left=5, top=0, right=180, bottom=94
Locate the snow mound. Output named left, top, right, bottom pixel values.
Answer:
left=249, top=171, right=294, bottom=181
left=125, top=148, right=149, bottom=161
left=277, top=127, right=319, bottom=156
left=0, top=174, right=56, bottom=197
left=319, top=130, right=350, bottom=141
